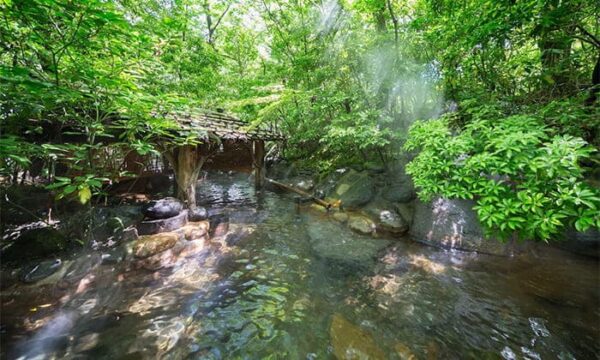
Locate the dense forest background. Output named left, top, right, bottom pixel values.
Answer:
left=1, top=0, right=599, bottom=241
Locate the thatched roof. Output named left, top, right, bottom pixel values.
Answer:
left=156, top=110, right=285, bottom=141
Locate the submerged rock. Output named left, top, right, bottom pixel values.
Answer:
left=329, top=313, right=385, bottom=360
left=395, top=343, right=416, bottom=360
left=306, top=218, right=389, bottom=273
left=133, top=232, right=180, bottom=259
left=20, top=259, right=63, bottom=283
left=347, top=215, right=375, bottom=235
left=101, top=245, right=128, bottom=264
left=135, top=237, right=205, bottom=270
left=142, top=197, right=183, bottom=219
left=332, top=211, right=349, bottom=223
left=179, top=221, right=210, bottom=241
left=135, top=246, right=181, bottom=271
left=209, top=213, right=230, bottom=238
left=188, top=206, right=208, bottom=221
left=178, top=239, right=206, bottom=258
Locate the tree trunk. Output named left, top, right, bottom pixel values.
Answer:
left=537, top=0, right=574, bottom=91
left=164, top=145, right=206, bottom=209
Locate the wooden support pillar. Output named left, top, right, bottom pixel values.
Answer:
left=163, top=145, right=206, bottom=209
left=253, top=140, right=266, bottom=189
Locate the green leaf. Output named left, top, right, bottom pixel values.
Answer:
left=78, top=186, right=92, bottom=204
left=63, top=185, right=77, bottom=194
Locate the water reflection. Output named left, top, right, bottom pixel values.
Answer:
left=1, top=171, right=598, bottom=359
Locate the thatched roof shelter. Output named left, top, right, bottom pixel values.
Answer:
left=156, top=110, right=285, bottom=141
left=152, top=110, right=284, bottom=209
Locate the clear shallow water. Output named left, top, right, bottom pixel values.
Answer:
left=1, top=171, right=599, bottom=359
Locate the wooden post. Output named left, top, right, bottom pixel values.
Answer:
left=253, top=140, right=265, bottom=189
left=164, top=145, right=206, bottom=209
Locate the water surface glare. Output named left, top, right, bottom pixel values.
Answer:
left=1, top=172, right=598, bottom=359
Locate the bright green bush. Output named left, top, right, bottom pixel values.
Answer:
left=404, top=113, right=600, bottom=242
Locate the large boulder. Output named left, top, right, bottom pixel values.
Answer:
left=410, top=198, right=508, bottom=255
left=381, top=162, right=416, bottom=203
left=393, top=202, right=415, bottom=226
left=376, top=210, right=408, bottom=235
left=381, top=181, right=415, bottom=203
left=364, top=198, right=409, bottom=235
left=314, top=168, right=350, bottom=198
left=332, top=170, right=375, bottom=209
left=142, top=197, right=183, bottom=220
left=554, top=228, right=600, bottom=258
left=289, top=176, right=315, bottom=192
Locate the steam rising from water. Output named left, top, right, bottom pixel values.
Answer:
left=315, top=0, right=443, bottom=135
left=316, top=0, right=343, bottom=35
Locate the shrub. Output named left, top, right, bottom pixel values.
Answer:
left=404, top=114, right=600, bottom=242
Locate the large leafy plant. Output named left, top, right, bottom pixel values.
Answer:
left=405, top=113, right=600, bottom=241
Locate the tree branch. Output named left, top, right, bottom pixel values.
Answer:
left=576, top=25, right=600, bottom=48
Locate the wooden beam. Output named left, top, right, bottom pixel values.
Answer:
left=253, top=140, right=266, bottom=189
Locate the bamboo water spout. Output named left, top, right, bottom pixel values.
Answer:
left=265, top=178, right=333, bottom=209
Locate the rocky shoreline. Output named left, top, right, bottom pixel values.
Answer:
left=269, top=160, right=600, bottom=258
left=1, top=164, right=598, bottom=290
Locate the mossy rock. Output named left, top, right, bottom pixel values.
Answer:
left=333, top=170, right=375, bottom=209
left=347, top=215, right=375, bottom=235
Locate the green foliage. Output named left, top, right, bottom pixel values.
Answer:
left=45, top=175, right=107, bottom=205
left=0, top=136, right=34, bottom=170
left=405, top=111, right=600, bottom=241
left=412, top=0, right=598, bottom=100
